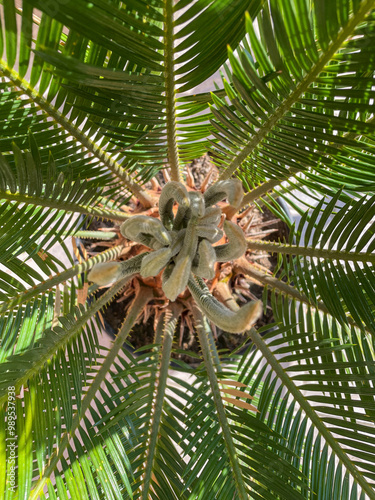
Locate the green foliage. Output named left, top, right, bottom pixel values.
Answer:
left=0, top=0, right=375, bottom=499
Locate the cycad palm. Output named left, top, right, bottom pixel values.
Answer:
left=1, top=1, right=375, bottom=499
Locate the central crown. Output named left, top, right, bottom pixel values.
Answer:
left=120, top=180, right=247, bottom=301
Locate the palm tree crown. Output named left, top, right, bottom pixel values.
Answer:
left=0, top=1, right=375, bottom=499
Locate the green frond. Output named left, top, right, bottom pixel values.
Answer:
left=6, top=0, right=264, bottom=181
left=141, top=306, right=182, bottom=500
left=90, top=347, right=190, bottom=499
left=189, top=305, right=249, bottom=500
left=0, top=145, right=129, bottom=223
left=0, top=320, right=102, bottom=499
left=174, top=0, right=265, bottom=93
left=269, top=194, right=375, bottom=334
left=0, top=245, right=124, bottom=362
left=0, top=139, right=131, bottom=328
left=28, top=288, right=153, bottom=500
left=243, top=300, right=375, bottom=498
left=0, top=6, right=154, bottom=205
left=181, top=311, right=308, bottom=499
left=210, top=1, right=375, bottom=207
left=0, top=275, right=132, bottom=406
left=0, top=84, right=113, bottom=187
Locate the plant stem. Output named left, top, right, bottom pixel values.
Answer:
left=240, top=178, right=285, bottom=210
left=164, top=0, right=181, bottom=182
left=191, top=304, right=248, bottom=500
left=154, top=312, right=166, bottom=345
left=73, top=230, right=117, bottom=240
left=218, top=0, right=375, bottom=181
left=234, top=257, right=371, bottom=334
left=206, top=322, right=223, bottom=373
left=0, top=244, right=125, bottom=313
left=28, top=287, right=153, bottom=500
left=246, top=239, right=375, bottom=264
left=234, top=256, right=330, bottom=314
left=189, top=300, right=222, bottom=371
left=142, top=304, right=180, bottom=500
left=0, top=62, right=156, bottom=208
left=1, top=190, right=130, bottom=222
left=248, top=327, right=375, bottom=500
